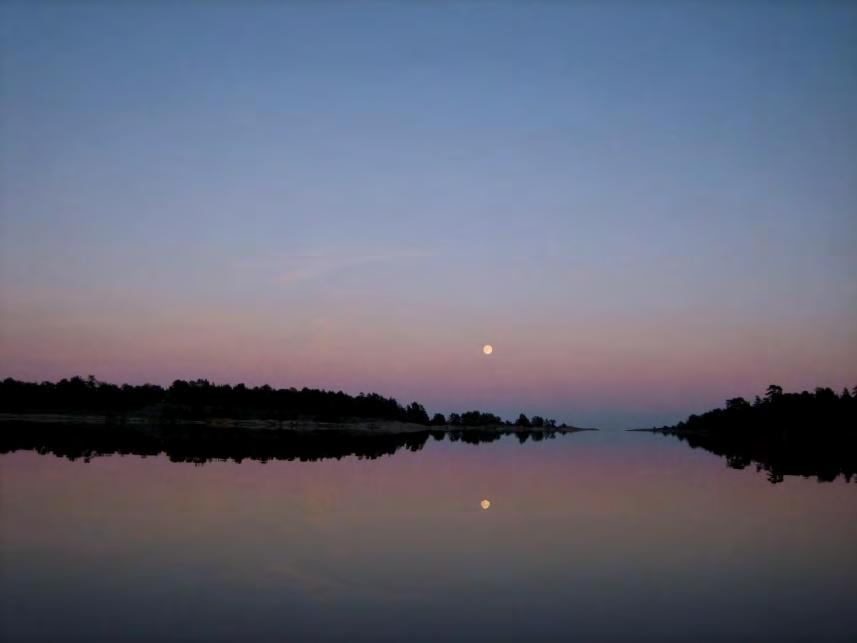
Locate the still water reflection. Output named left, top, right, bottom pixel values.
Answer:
left=2, top=431, right=855, bottom=642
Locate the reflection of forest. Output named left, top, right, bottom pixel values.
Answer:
left=664, top=429, right=857, bottom=484
left=648, top=385, right=857, bottom=484
left=0, top=423, right=576, bottom=464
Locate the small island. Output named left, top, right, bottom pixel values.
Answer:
left=640, top=385, right=857, bottom=483
left=0, top=376, right=593, bottom=463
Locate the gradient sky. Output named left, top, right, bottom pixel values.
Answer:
left=1, top=2, right=856, bottom=428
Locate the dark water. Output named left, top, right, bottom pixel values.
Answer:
left=1, top=430, right=855, bottom=642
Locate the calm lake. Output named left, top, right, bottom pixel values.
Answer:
left=2, top=430, right=855, bottom=642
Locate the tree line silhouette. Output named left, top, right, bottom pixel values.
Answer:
left=649, top=384, right=857, bottom=483
left=0, top=376, right=565, bottom=428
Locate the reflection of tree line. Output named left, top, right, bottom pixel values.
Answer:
left=0, top=423, right=574, bottom=465
left=648, top=385, right=857, bottom=483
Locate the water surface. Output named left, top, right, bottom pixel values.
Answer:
left=2, top=430, right=855, bottom=642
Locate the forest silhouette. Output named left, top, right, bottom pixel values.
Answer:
left=0, top=376, right=579, bottom=463
left=0, top=376, right=564, bottom=428
left=647, top=385, right=857, bottom=483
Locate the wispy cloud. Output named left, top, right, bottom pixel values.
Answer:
left=279, top=249, right=433, bottom=286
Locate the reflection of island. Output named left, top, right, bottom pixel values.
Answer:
left=640, top=385, right=857, bottom=484
left=0, top=422, right=586, bottom=464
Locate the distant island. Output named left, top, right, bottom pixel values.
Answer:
left=0, top=375, right=579, bottom=430
left=0, top=376, right=592, bottom=463
left=641, top=385, right=857, bottom=483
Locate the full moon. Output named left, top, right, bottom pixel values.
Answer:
left=480, top=499, right=491, bottom=510
left=482, top=344, right=493, bottom=355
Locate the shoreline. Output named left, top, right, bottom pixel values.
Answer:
left=0, top=413, right=597, bottom=435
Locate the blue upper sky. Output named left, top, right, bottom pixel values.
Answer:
left=1, top=2, right=856, bottom=428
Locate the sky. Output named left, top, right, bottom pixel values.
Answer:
left=1, top=2, right=856, bottom=429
